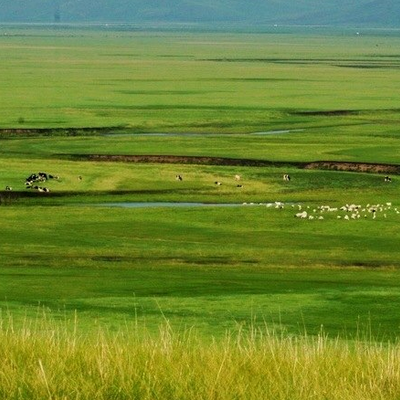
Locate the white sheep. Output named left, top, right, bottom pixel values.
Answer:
left=295, top=211, right=307, bottom=219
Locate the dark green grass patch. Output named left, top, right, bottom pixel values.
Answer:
left=1, top=205, right=400, bottom=338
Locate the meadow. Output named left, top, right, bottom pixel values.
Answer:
left=1, top=25, right=400, bottom=132
left=1, top=25, right=400, bottom=398
left=3, top=319, right=400, bottom=400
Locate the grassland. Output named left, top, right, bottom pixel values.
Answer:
left=0, top=25, right=400, bottom=398
left=1, top=25, right=400, bottom=334
left=3, top=318, right=400, bottom=400
left=1, top=26, right=400, bottom=132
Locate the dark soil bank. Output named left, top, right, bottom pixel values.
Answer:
left=74, top=154, right=400, bottom=175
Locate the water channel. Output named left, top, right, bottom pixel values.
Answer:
left=103, top=129, right=305, bottom=137
left=89, top=202, right=285, bottom=208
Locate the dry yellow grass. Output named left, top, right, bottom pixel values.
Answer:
left=1, top=314, right=400, bottom=399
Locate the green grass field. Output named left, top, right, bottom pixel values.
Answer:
left=1, top=26, right=400, bottom=132
left=1, top=26, right=400, bottom=336
left=0, top=25, right=400, bottom=398
left=1, top=203, right=400, bottom=339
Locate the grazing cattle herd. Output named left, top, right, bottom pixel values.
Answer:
left=4, top=171, right=391, bottom=194
left=24, top=172, right=59, bottom=193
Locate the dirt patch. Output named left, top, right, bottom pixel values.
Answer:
left=73, top=154, right=297, bottom=168
left=303, top=161, right=400, bottom=174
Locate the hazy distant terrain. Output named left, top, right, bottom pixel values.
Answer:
left=0, top=0, right=399, bottom=27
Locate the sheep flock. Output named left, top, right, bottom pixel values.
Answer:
left=242, top=201, right=398, bottom=221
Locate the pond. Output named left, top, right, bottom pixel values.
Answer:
left=103, top=129, right=305, bottom=137
left=252, top=129, right=305, bottom=135
left=89, top=202, right=284, bottom=208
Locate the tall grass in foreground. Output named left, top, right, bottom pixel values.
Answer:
left=1, top=315, right=400, bottom=399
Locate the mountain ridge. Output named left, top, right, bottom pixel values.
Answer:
left=0, top=0, right=399, bottom=27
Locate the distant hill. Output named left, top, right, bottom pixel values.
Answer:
left=292, top=0, right=400, bottom=26
left=0, top=0, right=399, bottom=27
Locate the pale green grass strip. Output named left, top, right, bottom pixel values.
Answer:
left=1, top=316, right=400, bottom=399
